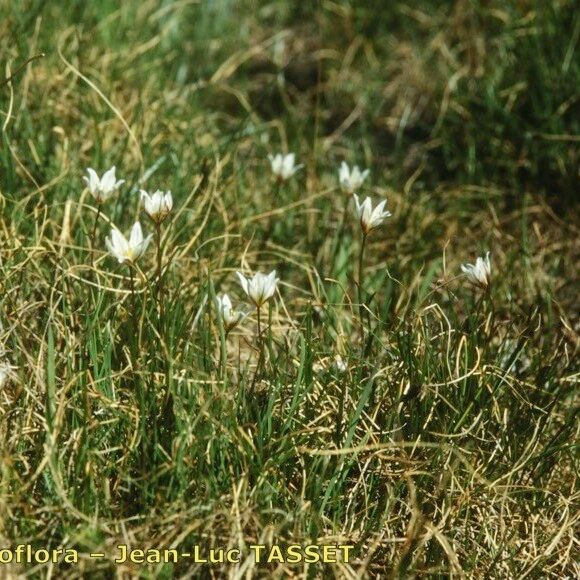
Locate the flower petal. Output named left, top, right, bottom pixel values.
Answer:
left=129, top=222, right=144, bottom=247
left=236, top=271, right=249, bottom=296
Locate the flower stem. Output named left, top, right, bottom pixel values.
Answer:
left=128, top=264, right=137, bottom=325
left=257, top=303, right=263, bottom=358
left=253, top=304, right=264, bottom=385
left=335, top=375, right=346, bottom=446
left=90, top=204, right=101, bottom=267
left=357, top=232, right=367, bottom=344
left=485, top=286, right=496, bottom=339
left=155, top=223, right=164, bottom=321
left=219, top=330, right=229, bottom=382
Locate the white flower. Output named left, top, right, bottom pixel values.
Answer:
left=216, top=294, right=245, bottom=332
left=0, top=361, right=14, bottom=387
left=333, top=355, right=348, bottom=373
left=105, top=222, right=152, bottom=264
left=268, top=153, right=302, bottom=181
left=140, top=189, right=173, bottom=223
left=339, top=161, right=369, bottom=194
left=0, top=342, right=16, bottom=388
left=236, top=270, right=279, bottom=307
left=354, top=194, right=391, bottom=235
left=83, top=167, right=124, bottom=202
left=461, top=252, right=491, bottom=289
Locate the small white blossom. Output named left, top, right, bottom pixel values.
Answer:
left=83, top=167, right=124, bottom=203
left=140, top=189, right=173, bottom=223
left=0, top=354, right=16, bottom=387
left=268, top=153, right=302, bottom=181
left=354, top=194, right=391, bottom=235
left=333, top=355, right=348, bottom=373
left=236, top=270, right=279, bottom=307
left=106, top=222, right=152, bottom=264
left=216, top=294, right=245, bottom=332
left=339, top=161, right=369, bottom=194
left=461, top=252, right=491, bottom=289
left=0, top=364, right=10, bottom=387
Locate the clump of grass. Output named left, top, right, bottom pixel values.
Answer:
left=0, top=1, right=578, bottom=577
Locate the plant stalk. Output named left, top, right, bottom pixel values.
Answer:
left=155, top=223, right=164, bottom=322
left=90, top=204, right=101, bottom=267
left=357, top=232, right=368, bottom=345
